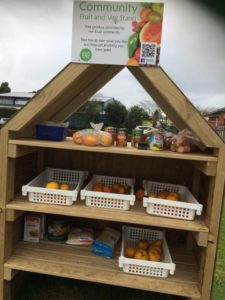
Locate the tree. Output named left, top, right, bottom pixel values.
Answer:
left=77, top=101, right=100, bottom=114
left=0, top=107, right=17, bottom=118
left=104, top=100, right=128, bottom=128
left=68, top=101, right=103, bottom=129
left=125, top=105, right=149, bottom=132
left=0, top=82, right=11, bottom=93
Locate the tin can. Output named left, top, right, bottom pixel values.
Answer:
left=104, top=127, right=116, bottom=145
left=116, top=128, right=127, bottom=147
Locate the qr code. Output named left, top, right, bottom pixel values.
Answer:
left=140, top=43, right=157, bottom=65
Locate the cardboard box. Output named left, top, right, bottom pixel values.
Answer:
left=24, top=214, right=46, bottom=243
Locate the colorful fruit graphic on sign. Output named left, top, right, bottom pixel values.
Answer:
left=127, top=2, right=164, bottom=66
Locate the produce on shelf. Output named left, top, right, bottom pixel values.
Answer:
left=45, top=181, right=70, bottom=190
left=148, top=190, right=180, bottom=201
left=73, top=123, right=112, bottom=147
left=92, top=182, right=131, bottom=194
left=163, top=129, right=206, bottom=153
left=135, top=188, right=145, bottom=201
left=125, top=238, right=163, bottom=262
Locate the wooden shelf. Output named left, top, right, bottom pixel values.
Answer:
left=8, top=138, right=217, bottom=162
left=6, top=196, right=209, bottom=247
left=4, top=240, right=201, bottom=299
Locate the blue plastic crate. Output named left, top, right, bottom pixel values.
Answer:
left=36, top=124, right=68, bottom=141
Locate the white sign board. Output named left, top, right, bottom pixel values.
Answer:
left=72, top=1, right=164, bottom=66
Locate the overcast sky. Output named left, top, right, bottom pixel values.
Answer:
left=0, top=0, right=225, bottom=110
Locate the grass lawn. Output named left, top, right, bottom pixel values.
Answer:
left=212, top=199, right=225, bottom=299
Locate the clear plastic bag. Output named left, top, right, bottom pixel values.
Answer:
left=72, top=123, right=113, bottom=147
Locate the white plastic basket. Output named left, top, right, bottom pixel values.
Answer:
left=143, top=180, right=203, bottom=220
left=119, top=226, right=176, bottom=278
left=22, top=168, right=88, bottom=206
left=80, top=174, right=135, bottom=210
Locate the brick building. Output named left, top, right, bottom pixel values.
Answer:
left=205, top=107, right=225, bottom=128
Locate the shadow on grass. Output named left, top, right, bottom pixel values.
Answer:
left=15, top=273, right=185, bottom=300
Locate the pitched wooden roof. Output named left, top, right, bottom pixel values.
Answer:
left=2, top=63, right=224, bottom=148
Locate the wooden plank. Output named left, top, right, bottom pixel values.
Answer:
left=8, top=139, right=218, bottom=162
left=6, top=197, right=209, bottom=234
left=128, top=66, right=223, bottom=148
left=4, top=64, right=120, bottom=132
left=4, top=241, right=201, bottom=298
left=6, top=210, right=24, bottom=222
left=8, top=144, right=37, bottom=158
left=193, top=232, right=208, bottom=248
left=4, top=268, right=18, bottom=281
left=207, top=149, right=225, bottom=241
left=0, top=129, right=10, bottom=300
left=192, top=161, right=217, bottom=176
left=198, top=242, right=217, bottom=300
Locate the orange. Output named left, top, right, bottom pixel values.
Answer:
left=135, top=188, right=144, bottom=201
left=151, top=239, right=162, bottom=248
left=99, top=133, right=113, bottom=146
left=83, top=134, right=98, bottom=146
left=148, top=248, right=161, bottom=262
left=166, top=192, right=180, bottom=201
left=45, top=181, right=59, bottom=189
left=60, top=183, right=70, bottom=190
left=136, top=239, right=149, bottom=250
left=149, top=245, right=162, bottom=254
left=125, top=246, right=136, bottom=258
left=117, top=185, right=126, bottom=194
left=158, top=191, right=169, bottom=199
left=112, top=183, right=120, bottom=193
left=92, top=183, right=103, bottom=192
left=102, top=184, right=111, bottom=193
left=134, top=249, right=149, bottom=260
left=148, top=192, right=158, bottom=198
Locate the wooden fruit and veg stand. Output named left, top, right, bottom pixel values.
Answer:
left=1, top=1, right=225, bottom=299
left=0, top=63, right=225, bottom=300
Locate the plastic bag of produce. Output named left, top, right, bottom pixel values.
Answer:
left=72, top=123, right=113, bottom=147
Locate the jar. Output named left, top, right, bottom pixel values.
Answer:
left=131, top=128, right=142, bottom=147
left=47, top=217, right=70, bottom=241
left=116, top=128, right=127, bottom=147
left=104, top=127, right=116, bottom=145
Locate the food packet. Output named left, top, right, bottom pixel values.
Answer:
left=72, top=123, right=112, bottom=147
left=66, top=228, right=94, bottom=245
left=92, top=227, right=121, bottom=257
left=148, top=128, right=164, bottom=151
left=168, top=129, right=206, bottom=153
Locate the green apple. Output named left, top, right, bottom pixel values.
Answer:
left=151, top=3, right=164, bottom=16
